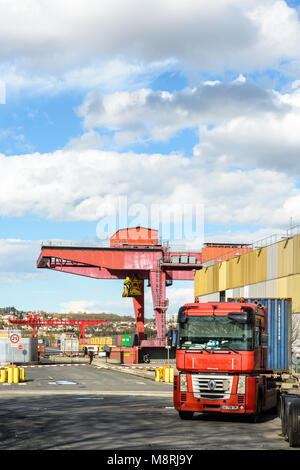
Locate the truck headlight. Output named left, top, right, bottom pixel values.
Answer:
left=237, top=375, right=246, bottom=394
left=180, top=373, right=188, bottom=392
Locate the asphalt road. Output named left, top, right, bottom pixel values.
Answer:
left=0, top=364, right=295, bottom=451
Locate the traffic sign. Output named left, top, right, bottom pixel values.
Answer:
left=18, top=344, right=23, bottom=351
left=9, top=330, right=21, bottom=348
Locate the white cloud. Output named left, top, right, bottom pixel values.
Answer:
left=60, top=300, right=99, bottom=313
left=1, top=1, right=300, bottom=94
left=77, top=79, right=285, bottom=143
left=65, top=130, right=104, bottom=151
left=0, top=148, right=299, bottom=229
left=59, top=297, right=134, bottom=315
left=194, top=88, right=300, bottom=174
left=0, top=238, right=55, bottom=286
left=0, top=238, right=41, bottom=272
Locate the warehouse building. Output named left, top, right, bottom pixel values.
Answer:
left=194, top=231, right=300, bottom=357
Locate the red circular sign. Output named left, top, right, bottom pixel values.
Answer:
left=10, top=334, right=20, bottom=344
left=18, top=344, right=23, bottom=350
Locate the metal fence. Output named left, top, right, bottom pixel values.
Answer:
left=201, top=227, right=299, bottom=267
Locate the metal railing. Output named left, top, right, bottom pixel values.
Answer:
left=201, top=226, right=298, bottom=267
left=41, top=223, right=300, bottom=264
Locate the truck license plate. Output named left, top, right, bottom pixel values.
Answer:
left=221, top=406, right=239, bottom=410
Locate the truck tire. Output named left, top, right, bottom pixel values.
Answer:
left=280, top=395, right=287, bottom=436
left=276, top=390, right=281, bottom=417
left=287, top=402, right=300, bottom=447
left=178, top=410, right=194, bottom=420
left=281, top=395, right=300, bottom=439
left=249, top=393, right=262, bottom=423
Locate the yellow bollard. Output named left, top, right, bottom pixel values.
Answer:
left=19, top=367, right=25, bottom=382
left=13, top=367, right=19, bottom=384
left=7, top=367, right=13, bottom=384
left=169, top=367, right=174, bottom=383
left=0, top=369, right=7, bottom=383
left=155, top=368, right=161, bottom=382
left=164, top=366, right=170, bottom=383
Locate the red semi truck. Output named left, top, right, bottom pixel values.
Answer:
left=173, top=301, right=278, bottom=421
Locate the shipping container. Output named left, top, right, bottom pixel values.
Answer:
left=60, top=338, right=79, bottom=354
left=121, top=334, right=131, bottom=347
left=109, top=346, right=139, bottom=364
left=0, top=338, right=38, bottom=364
left=228, top=298, right=292, bottom=371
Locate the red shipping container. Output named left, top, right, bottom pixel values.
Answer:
left=110, top=347, right=139, bottom=364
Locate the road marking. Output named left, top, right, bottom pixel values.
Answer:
left=74, top=397, right=104, bottom=400
left=136, top=382, right=145, bottom=385
left=0, top=390, right=173, bottom=397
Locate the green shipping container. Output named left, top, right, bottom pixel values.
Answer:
left=121, top=334, right=131, bottom=347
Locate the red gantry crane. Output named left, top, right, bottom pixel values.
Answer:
left=9, top=313, right=107, bottom=338
left=36, top=227, right=203, bottom=347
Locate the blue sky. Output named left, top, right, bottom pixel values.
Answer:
left=1, top=0, right=300, bottom=316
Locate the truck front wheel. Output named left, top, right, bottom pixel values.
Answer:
left=178, top=410, right=194, bottom=420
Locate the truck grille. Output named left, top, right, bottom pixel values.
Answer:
left=191, top=374, right=233, bottom=400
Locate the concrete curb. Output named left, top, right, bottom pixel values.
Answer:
left=92, top=360, right=177, bottom=382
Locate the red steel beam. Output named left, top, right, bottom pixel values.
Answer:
left=37, top=244, right=202, bottom=345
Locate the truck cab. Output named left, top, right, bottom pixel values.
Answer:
left=173, top=302, right=277, bottom=419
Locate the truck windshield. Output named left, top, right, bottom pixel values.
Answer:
left=178, top=316, right=254, bottom=351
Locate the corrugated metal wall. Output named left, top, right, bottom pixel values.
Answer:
left=195, top=233, right=300, bottom=315
left=0, top=338, right=38, bottom=363
left=197, top=292, right=220, bottom=303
